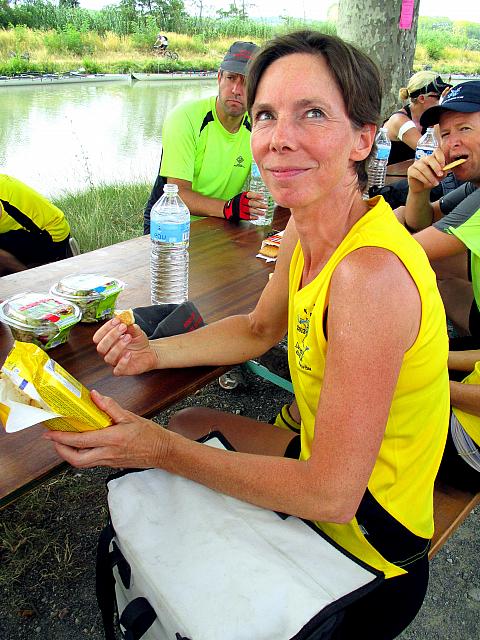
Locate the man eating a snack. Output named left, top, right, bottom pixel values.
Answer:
left=402, top=80, right=480, bottom=336
left=403, top=81, right=480, bottom=234
left=143, top=41, right=265, bottom=233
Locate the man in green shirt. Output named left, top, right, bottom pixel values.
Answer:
left=143, top=41, right=265, bottom=233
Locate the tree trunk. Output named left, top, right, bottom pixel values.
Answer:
left=337, top=0, right=420, bottom=120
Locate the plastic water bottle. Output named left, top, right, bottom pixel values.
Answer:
left=150, top=183, right=190, bottom=304
left=249, top=161, right=275, bottom=226
left=366, top=127, right=391, bottom=193
left=415, top=127, right=438, bottom=160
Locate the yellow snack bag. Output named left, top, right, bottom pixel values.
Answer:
left=0, top=341, right=112, bottom=433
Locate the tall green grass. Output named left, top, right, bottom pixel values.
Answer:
left=53, top=182, right=149, bottom=252
left=1, top=22, right=479, bottom=77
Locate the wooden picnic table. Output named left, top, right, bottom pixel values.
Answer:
left=0, top=211, right=290, bottom=507
left=386, top=159, right=413, bottom=180
left=384, top=160, right=413, bottom=188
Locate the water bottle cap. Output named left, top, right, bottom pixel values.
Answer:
left=163, top=183, right=179, bottom=194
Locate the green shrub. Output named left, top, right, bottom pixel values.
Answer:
left=0, top=57, right=61, bottom=76
left=468, top=39, right=480, bottom=52
left=0, top=56, right=36, bottom=75
left=425, top=39, right=445, bottom=61
left=109, top=59, right=137, bottom=73
left=44, top=24, right=94, bottom=56
left=131, top=29, right=156, bottom=52
left=82, top=58, right=101, bottom=74
left=142, top=58, right=184, bottom=73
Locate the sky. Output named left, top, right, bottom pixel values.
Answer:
left=76, top=0, right=478, bottom=23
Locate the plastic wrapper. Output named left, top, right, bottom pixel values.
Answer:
left=256, top=230, right=284, bottom=263
left=0, top=341, right=112, bottom=433
left=50, top=273, right=126, bottom=323
left=0, top=292, right=81, bottom=350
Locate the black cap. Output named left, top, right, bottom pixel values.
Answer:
left=219, top=41, right=259, bottom=76
left=409, top=75, right=450, bottom=99
left=420, top=80, right=480, bottom=128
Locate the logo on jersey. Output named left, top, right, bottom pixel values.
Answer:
left=295, top=308, right=312, bottom=371
left=234, top=155, right=245, bottom=168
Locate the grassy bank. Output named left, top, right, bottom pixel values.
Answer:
left=52, top=182, right=149, bottom=252
left=1, top=27, right=480, bottom=76
left=0, top=29, right=265, bottom=75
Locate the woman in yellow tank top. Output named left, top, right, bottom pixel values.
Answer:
left=46, top=32, right=450, bottom=639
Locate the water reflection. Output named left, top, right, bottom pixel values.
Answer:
left=0, top=77, right=217, bottom=198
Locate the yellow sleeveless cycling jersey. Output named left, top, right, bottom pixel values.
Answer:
left=288, top=196, right=450, bottom=579
left=0, top=174, right=69, bottom=242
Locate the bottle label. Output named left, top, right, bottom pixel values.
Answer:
left=251, top=162, right=261, bottom=179
left=376, top=146, right=390, bottom=161
left=415, top=147, right=435, bottom=161
left=151, top=221, right=189, bottom=244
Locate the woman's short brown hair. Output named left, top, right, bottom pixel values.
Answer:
left=247, top=30, right=382, bottom=192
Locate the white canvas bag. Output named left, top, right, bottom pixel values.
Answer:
left=97, top=434, right=382, bottom=640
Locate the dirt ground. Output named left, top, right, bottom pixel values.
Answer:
left=1, top=372, right=479, bottom=640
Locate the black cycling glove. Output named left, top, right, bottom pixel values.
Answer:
left=223, top=192, right=251, bottom=224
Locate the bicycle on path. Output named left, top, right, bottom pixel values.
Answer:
left=153, top=45, right=179, bottom=61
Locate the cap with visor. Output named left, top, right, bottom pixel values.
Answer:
left=219, top=41, right=259, bottom=76
left=409, top=75, right=450, bottom=99
left=420, top=80, right=480, bottom=128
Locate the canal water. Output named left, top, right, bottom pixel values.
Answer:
left=0, top=77, right=217, bottom=198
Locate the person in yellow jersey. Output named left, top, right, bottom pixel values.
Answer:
left=0, top=174, right=72, bottom=271
left=435, top=347, right=480, bottom=492
left=45, top=32, right=450, bottom=639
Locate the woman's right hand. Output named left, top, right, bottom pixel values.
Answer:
left=93, top=319, right=158, bottom=376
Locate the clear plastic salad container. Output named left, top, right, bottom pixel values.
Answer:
left=0, top=292, right=82, bottom=350
left=50, top=274, right=126, bottom=323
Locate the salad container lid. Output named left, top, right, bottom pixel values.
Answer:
left=50, top=274, right=126, bottom=301
left=0, top=292, right=81, bottom=333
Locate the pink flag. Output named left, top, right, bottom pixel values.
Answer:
left=399, top=0, right=415, bottom=30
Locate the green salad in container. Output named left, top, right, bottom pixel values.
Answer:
left=0, top=292, right=82, bottom=350
left=50, top=274, right=126, bottom=323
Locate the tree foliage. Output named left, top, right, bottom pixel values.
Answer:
left=0, top=0, right=478, bottom=51
left=59, top=0, right=80, bottom=8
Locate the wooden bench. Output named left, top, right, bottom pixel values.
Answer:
left=430, top=480, right=479, bottom=558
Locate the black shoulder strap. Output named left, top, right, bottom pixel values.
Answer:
left=143, top=154, right=166, bottom=235
left=96, top=523, right=117, bottom=640
left=0, top=199, right=44, bottom=235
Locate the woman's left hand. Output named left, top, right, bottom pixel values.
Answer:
left=43, top=390, right=169, bottom=469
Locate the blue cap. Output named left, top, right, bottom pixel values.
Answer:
left=420, top=80, right=480, bottom=127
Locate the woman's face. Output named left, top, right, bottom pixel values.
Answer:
left=417, top=92, right=441, bottom=113
left=250, top=53, right=374, bottom=211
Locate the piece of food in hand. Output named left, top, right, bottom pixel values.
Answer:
left=443, top=158, right=467, bottom=171
left=114, top=308, right=135, bottom=326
